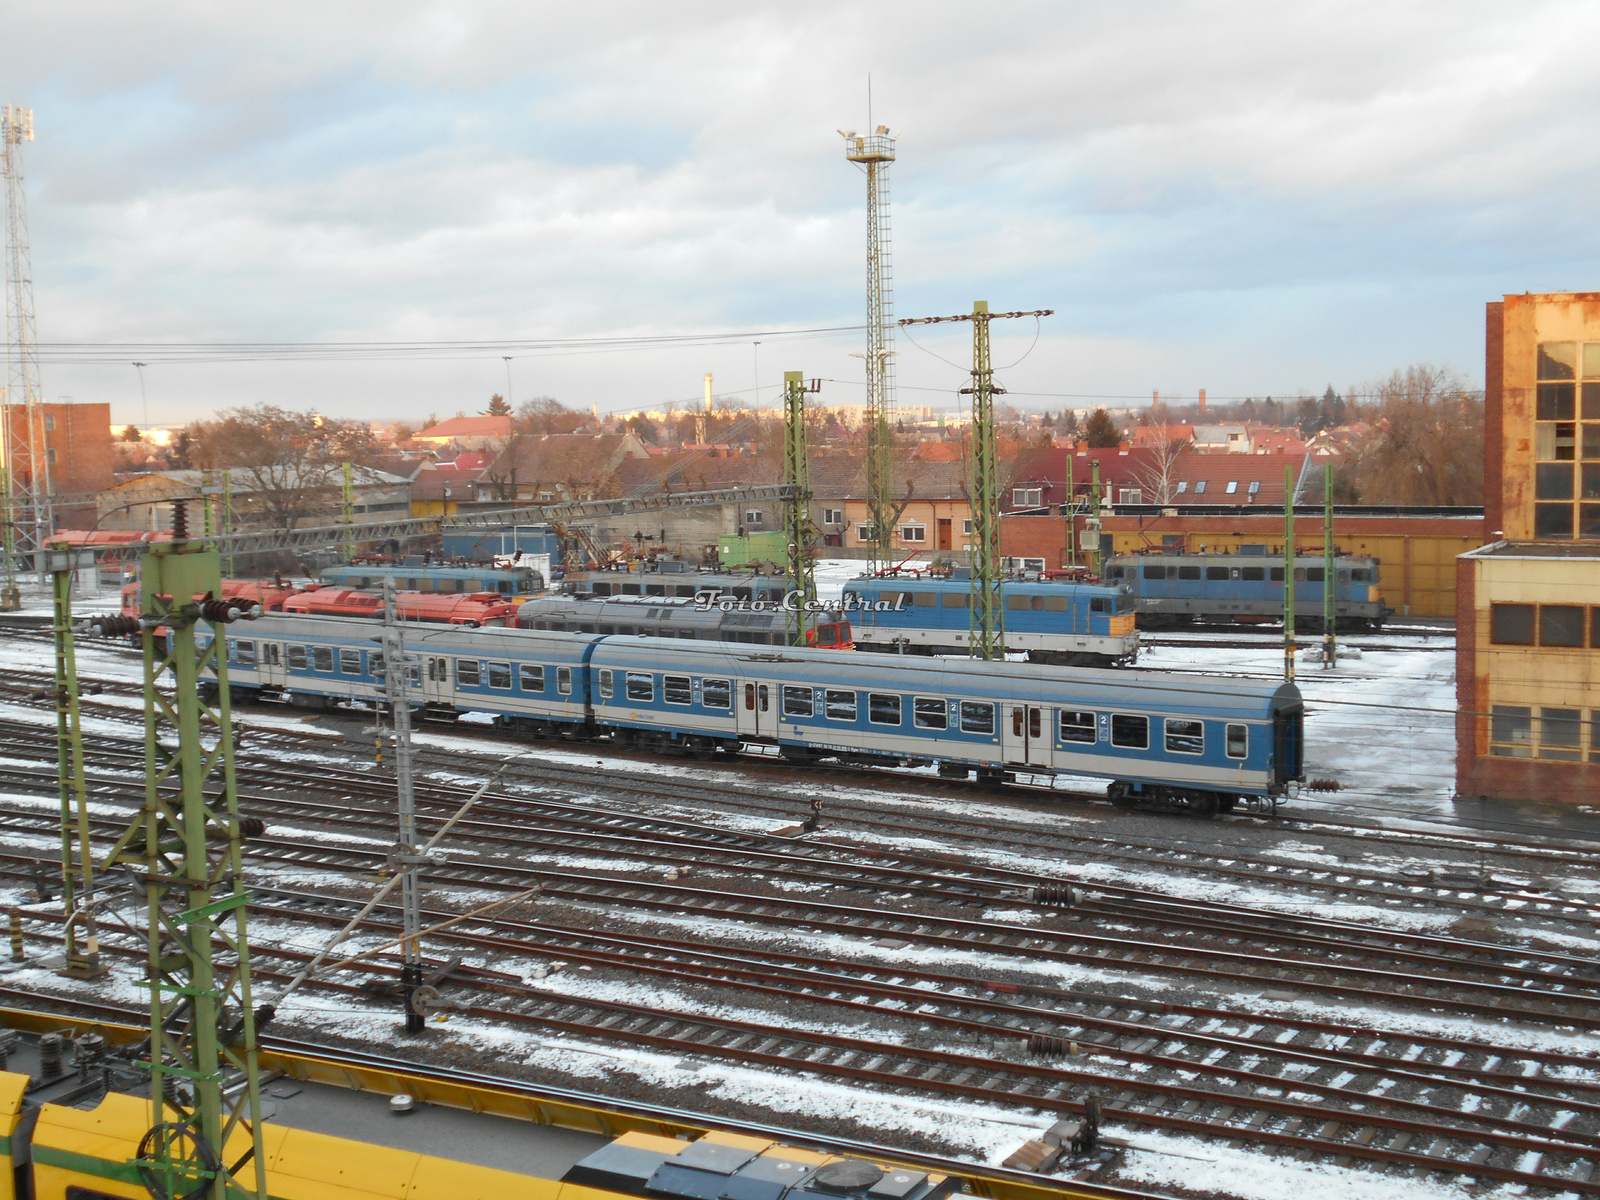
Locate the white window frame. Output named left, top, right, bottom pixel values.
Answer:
left=899, top=524, right=926, bottom=543
left=744, top=509, right=764, bottom=526
left=822, top=508, right=843, bottom=525
left=1012, top=487, right=1043, bottom=507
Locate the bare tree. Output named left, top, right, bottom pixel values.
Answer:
left=1345, top=366, right=1483, bottom=506
left=1131, top=423, right=1193, bottom=504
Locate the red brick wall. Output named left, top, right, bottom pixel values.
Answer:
left=1484, top=302, right=1504, bottom=536
left=999, top=514, right=1072, bottom=568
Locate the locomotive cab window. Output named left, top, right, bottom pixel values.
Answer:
left=781, top=685, right=813, bottom=717
left=1164, top=718, right=1204, bottom=755
left=914, top=697, right=948, bottom=730
left=1059, top=710, right=1095, bottom=743
left=557, top=667, right=572, bottom=695
left=825, top=689, right=858, bottom=721
left=701, top=678, right=731, bottom=709
left=487, top=662, right=512, bottom=690
left=1351, top=568, right=1372, bottom=582
left=1090, top=598, right=1107, bottom=612
left=339, top=649, right=362, bottom=675
left=1226, top=723, right=1248, bottom=758
left=959, top=701, right=994, bottom=734
left=288, top=645, right=308, bottom=670
left=455, top=659, right=480, bottom=687
left=868, top=693, right=902, bottom=725
left=1110, top=714, right=1149, bottom=749
left=664, top=675, right=693, bottom=705
left=626, top=672, right=654, bottom=702
left=521, top=664, right=546, bottom=693
left=312, top=646, right=334, bottom=672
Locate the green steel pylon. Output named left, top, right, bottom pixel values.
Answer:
left=0, top=466, right=17, bottom=611
left=51, top=542, right=101, bottom=978
left=1323, top=462, right=1337, bottom=668
left=101, top=503, right=267, bottom=1200
left=782, top=371, right=819, bottom=647
left=899, top=302, right=1052, bottom=660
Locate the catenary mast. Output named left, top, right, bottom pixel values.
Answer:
left=1, top=106, right=51, bottom=595
left=841, top=124, right=897, bottom=572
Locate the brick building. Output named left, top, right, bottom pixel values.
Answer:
left=2, top=401, right=116, bottom=528
left=1457, top=293, right=1600, bottom=803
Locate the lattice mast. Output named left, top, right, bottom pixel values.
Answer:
left=1, top=106, right=51, bottom=583
left=782, top=371, right=820, bottom=646
left=381, top=575, right=426, bottom=1033
left=100, top=503, right=268, bottom=1200
left=900, top=304, right=1052, bottom=660
left=842, top=126, right=897, bottom=571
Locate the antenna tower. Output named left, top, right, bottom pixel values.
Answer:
left=1, top=105, right=51, bottom=585
left=841, top=124, right=896, bottom=571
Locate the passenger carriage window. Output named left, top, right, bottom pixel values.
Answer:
left=1306, top=567, right=1325, bottom=582
left=744, top=683, right=756, bottom=710
left=1204, top=567, right=1228, bottom=580
left=1226, top=723, right=1248, bottom=758
left=960, top=701, right=994, bottom=734
left=1012, top=707, right=1024, bottom=737
left=1110, top=714, right=1149, bottom=749
left=680, top=630, right=696, bottom=639
left=665, top=675, right=693, bottom=705
left=1029, top=708, right=1041, bottom=738
left=757, top=685, right=770, bottom=712
left=312, top=646, right=333, bottom=672
left=626, top=672, right=654, bottom=702
left=487, top=662, right=512, bottom=689
left=233, top=640, right=257, bottom=665
left=1059, top=710, right=1094, bottom=743
left=521, top=664, right=546, bottom=692
left=597, top=669, right=614, bottom=699
left=941, top=593, right=967, bottom=608
left=1165, top=719, right=1204, bottom=755
left=702, top=679, right=731, bottom=709
left=339, top=649, right=362, bottom=675
left=914, top=697, right=948, bottom=730
left=1241, top=567, right=1265, bottom=581
left=456, top=659, right=480, bottom=687
left=868, top=693, right=902, bottom=725
left=825, top=689, right=858, bottom=721
left=288, top=645, right=308, bottom=670
left=1044, top=595, right=1069, bottom=612
left=1142, top=565, right=1167, bottom=580
left=1178, top=566, right=1201, bottom=580
left=781, top=685, right=813, bottom=717
left=557, top=667, right=572, bottom=695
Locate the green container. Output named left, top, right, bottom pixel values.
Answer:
left=717, top=530, right=788, bottom=567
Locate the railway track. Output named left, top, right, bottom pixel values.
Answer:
left=9, top=883, right=1600, bottom=1194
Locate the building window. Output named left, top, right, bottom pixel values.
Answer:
left=1117, top=488, right=1143, bottom=504
left=1193, top=481, right=1207, bottom=494
left=1013, top=487, right=1042, bottom=507
left=539, top=490, right=554, bottom=501
left=823, top=508, right=843, bottom=525
left=44, top=415, right=54, bottom=431
left=1540, top=708, right=1583, bottom=760
left=1541, top=605, right=1585, bottom=647
left=744, top=510, right=764, bottom=526
left=1225, top=481, right=1238, bottom=494
left=1248, top=481, right=1261, bottom=495
left=1176, top=481, right=1187, bottom=494
left=1490, top=603, right=1535, bottom=645
left=900, top=524, right=926, bottom=542
left=1490, top=705, right=1532, bottom=756
left=962, top=519, right=973, bottom=535
left=1532, top=340, right=1600, bottom=538
left=855, top=524, right=877, bottom=542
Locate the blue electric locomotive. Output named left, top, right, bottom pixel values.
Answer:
left=840, top=576, right=1140, bottom=667
left=1104, top=552, right=1386, bottom=630
left=206, top=615, right=1303, bottom=815
left=319, top=559, right=546, bottom=598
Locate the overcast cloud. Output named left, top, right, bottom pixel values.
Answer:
left=5, top=1, right=1597, bottom=426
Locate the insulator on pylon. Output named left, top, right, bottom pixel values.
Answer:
left=1307, top=779, right=1341, bottom=792
left=199, top=598, right=259, bottom=624
left=86, top=615, right=140, bottom=638
left=238, top=817, right=266, bottom=841
left=1026, top=1035, right=1079, bottom=1058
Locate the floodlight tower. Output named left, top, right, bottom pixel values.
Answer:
left=841, top=125, right=897, bottom=572
left=1, top=106, right=52, bottom=588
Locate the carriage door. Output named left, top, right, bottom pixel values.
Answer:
left=259, top=642, right=286, bottom=690
left=425, top=656, right=451, bottom=703
left=1002, top=704, right=1051, bottom=768
left=737, top=679, right=777, bottom=739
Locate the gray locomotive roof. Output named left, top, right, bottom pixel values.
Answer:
left=1105, top=551, right=1379, bottom=565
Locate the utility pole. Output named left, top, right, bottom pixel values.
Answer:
left=782, top=372, right=820, bottom=646
left=1283, top=465, right=1296, bottom=683
left=220, top=469, right=234, bottom=577
left=842, top=125, right=897, bottom=572
left=381, top=576, right=426, bottom=1033
left=0, top=466, right=15, bottom=610
left=341, top=462, right=355, bottom=563
left=1089, top=460, right=1103, bottom=579
left=50, top=541, right=100, bottom=978
left=698, top=374, right=711, bottom=446
left=100, top=502, right=268, bottom=1200
left=1323, top=462, right=1336, bottom=669
left=900, top=303, right=1053, bottom=660
left=2, top=105, right=51, bottom=575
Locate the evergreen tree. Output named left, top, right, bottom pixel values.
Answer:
left=485, top=393, right=513, bottom=417
left=1083, top=407, right=1121, bottom=447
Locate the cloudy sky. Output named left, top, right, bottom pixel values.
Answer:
left=8, top=1, right=1599, bottom=427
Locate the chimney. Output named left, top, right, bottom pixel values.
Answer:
left=1198, top=388, right=1207, bottom=416
left=1076, top=440, right=1087, bottom=454
left=1152, top=390, right=1159, bottom=407
left=1118, top=440, right=1130, bottom=455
